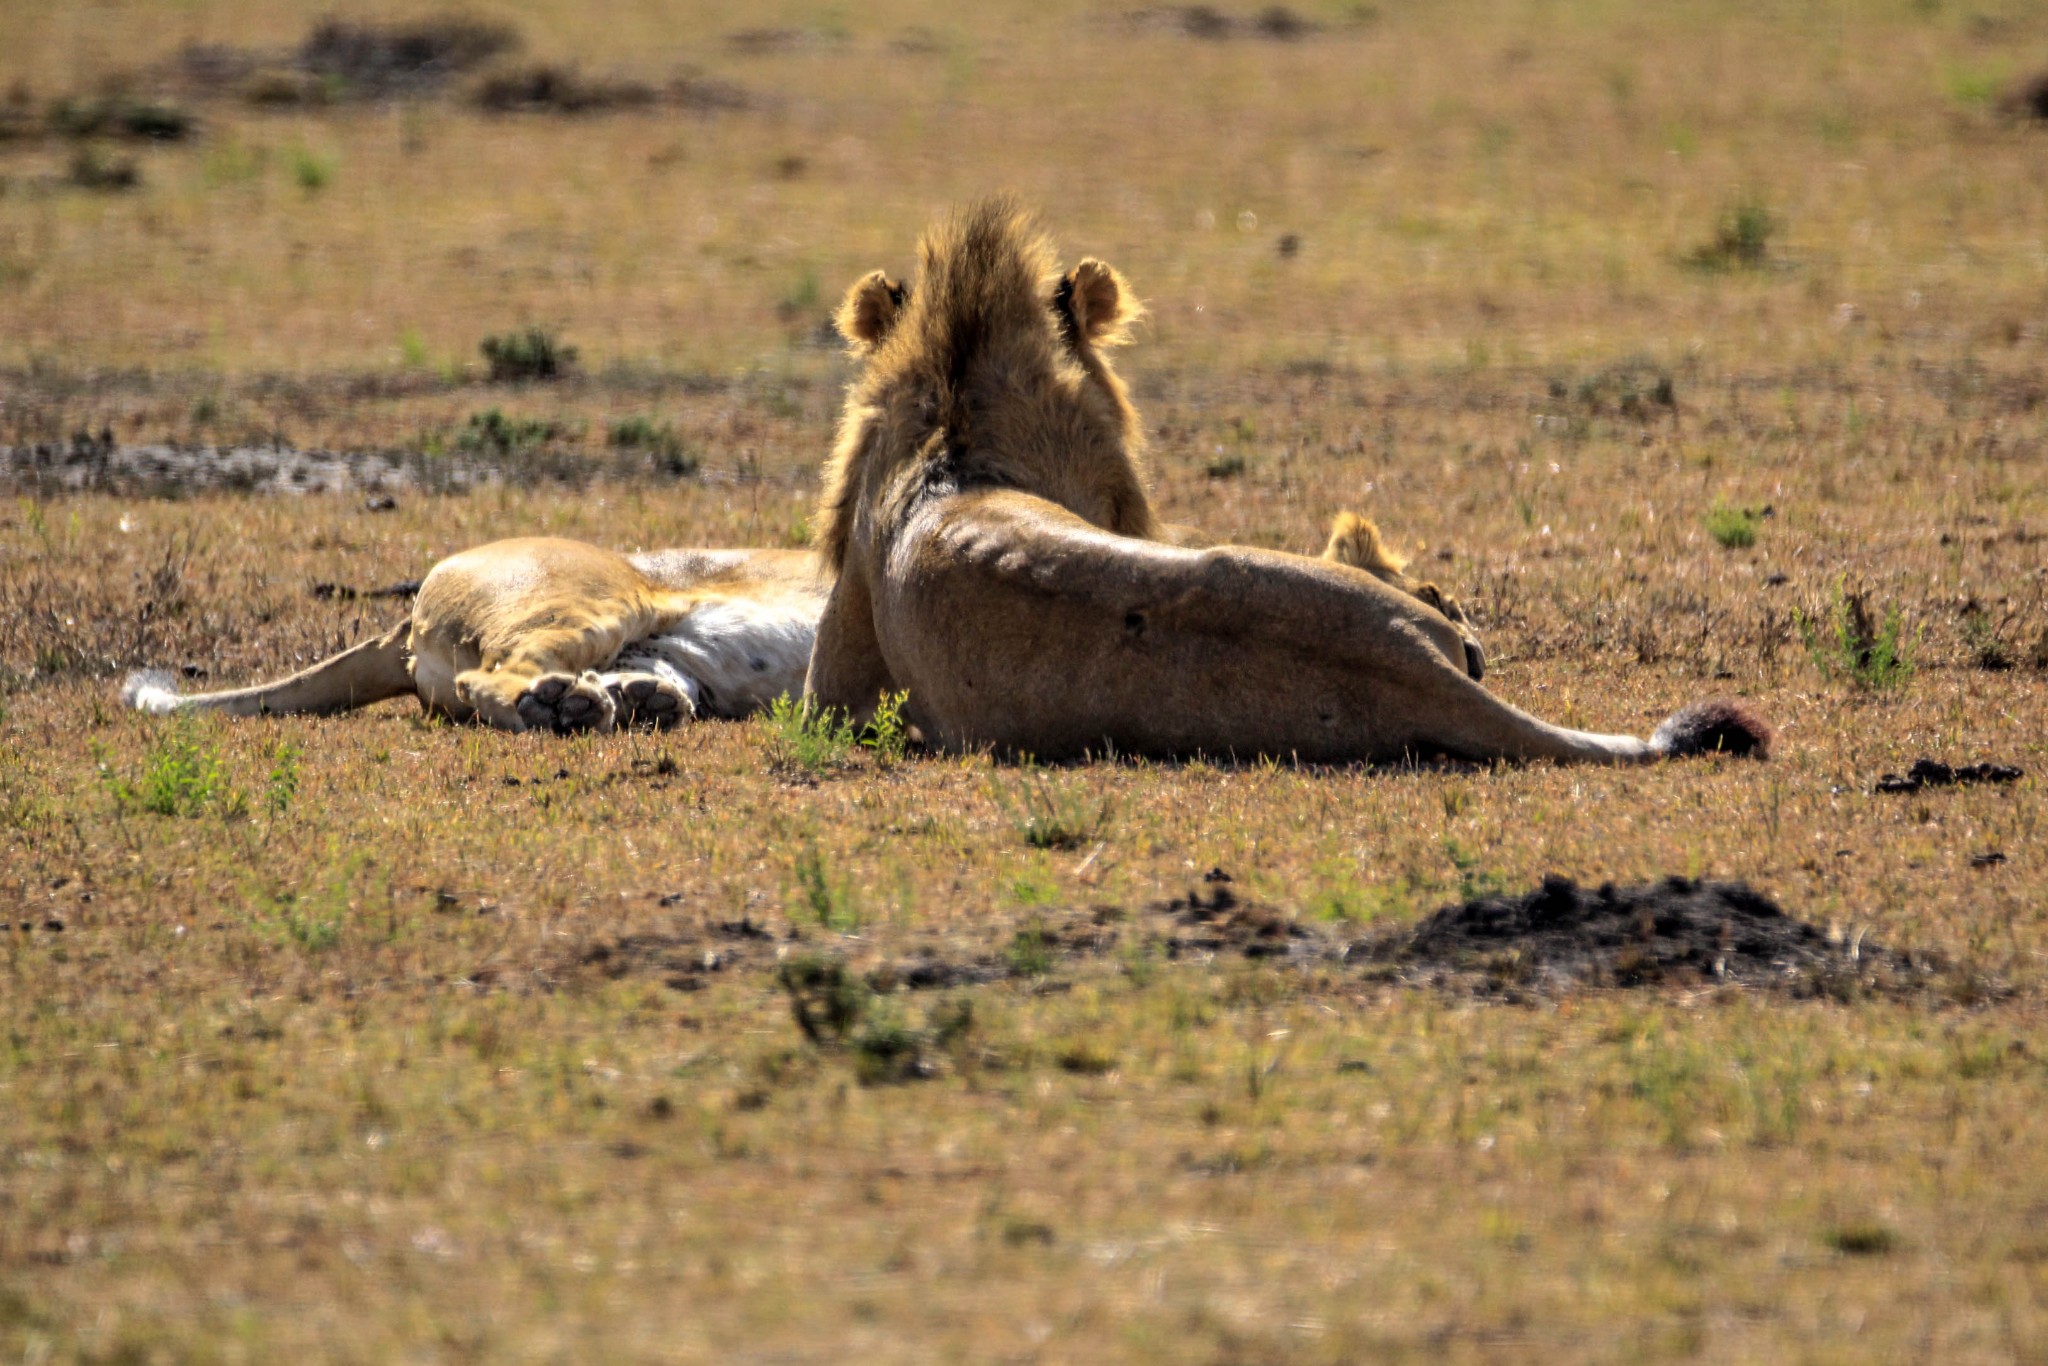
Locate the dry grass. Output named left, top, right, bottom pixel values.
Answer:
left=4, top=0, right=2048, bottom=1360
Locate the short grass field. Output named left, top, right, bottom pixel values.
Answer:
left=5, top=0, right=2048, bottom=1359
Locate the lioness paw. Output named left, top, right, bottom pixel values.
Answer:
left=516, top=671, right=617, bottom=734
left=604, top=671, right=695, bottom=730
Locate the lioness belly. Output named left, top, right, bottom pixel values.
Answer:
left=624, top=595, right=819, bottom=718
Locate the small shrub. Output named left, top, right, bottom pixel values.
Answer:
left=1687, top=197, right=1776, bottom=271
left=995, top=767, right=1113, bottom=850
left=473, top=65, right=655, bottom=115
left=48, top=95, right=194, bottom=141
left=100, top=720, right=246, bottom=818
left=481, top=328, right=576, bottom=382
left=1795, top=577, right=1914, bottom=689
left=1824, top=1221, right=1900, bottom=1257
left=776, top=954, right=965, bottom=1083
left=1547, top=363, right=1676, bottom=421
left=776, top=953, right=868, bottom=1044
left=298, top=16, right=520, bottom=97
left=762, top=694, right=858, bottom=775
left=1204, top=452, right=1247, bottom=479
left=455, top=408, right=563, bottom=455
left=1705, top=503, right=1761, bottom=549
left=606, top=416, right=699, bottom=476
left=1961, top=607, right=2013, bottom=672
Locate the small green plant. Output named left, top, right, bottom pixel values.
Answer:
left=1960, top=607, right=2013, bottom=672
left=778, top=267, right=822, bottom=319
left=792, top=842, right=858, bottom=932
left=1705, top=503, right=1761, bottom=549
left=101, top=719, right=246, bottom=818
left=1944, top=64, right=2003, bottom=110
left=67, top=146, right=140, bottom=191
left=1687, top=197, right=1776, bottom=271
left=1795, top=577, right=1914, bottom=689
left=1311, top=878, right=1415, bottom=925
left=776, top=954, right=969, bottom=1083
left=1005, top=922, right=1057, bottom=976
left=763, top=694, right=858, bottom=774
left=480, top=328, right=576, bottom=382
left=994, top=767, right=1113, bottom=850
left=289, top=145, right=337, bottom=192
left=1204, top=452, right=1247, bottom=479
left=859, top=690, right=911, bottom=765
left=260, top=886, right=344, bottom=952
left=264, top=740, right=301, bottom=816
left=777, top=953, right=869, bottom=1044
left=1442, top=837, right=1508, bottom=900
left=397, top=327, right=430, bottom=368
left=49, top=95, right=193, bottom=141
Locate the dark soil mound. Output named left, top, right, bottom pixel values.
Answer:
left=1156, top=868, right=1315, bottom=960
left=1365, top=875, right=1934, bottom=999
left=1874, top=758, right=2023, bottom=794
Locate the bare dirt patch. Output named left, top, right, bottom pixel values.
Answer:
left=0, top=439, right=698, bottom=496
left=1358, top=874, right=1944, bottom=1001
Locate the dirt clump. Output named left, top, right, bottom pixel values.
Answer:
left=1874, top=758, right=2024, bottom=794
left=1360, top=874, right=1934, bottom=1000
left=1155, top=869, right=1314, bottom=960
left=1999, top=70, right=2048, bottom=123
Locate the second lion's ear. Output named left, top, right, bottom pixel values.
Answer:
left=1061, top=258, right=1140, bottom=348
left=835, top=271, right=907, bottom=352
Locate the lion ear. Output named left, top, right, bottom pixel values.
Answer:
left=1323, top=511, right=1408, bottom=575
left=1062, top=259, right=1140, bottom=348
left=836, top=271, right=907, bottom=352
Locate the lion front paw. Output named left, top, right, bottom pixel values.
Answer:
left=516, top=671, right=618, bottom=734
left=605, top=671, right=695, bottom=729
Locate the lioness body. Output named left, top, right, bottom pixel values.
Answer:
left=807, top=199, right=1767, bottom=766
left=127, top=539, right=827, bottom=732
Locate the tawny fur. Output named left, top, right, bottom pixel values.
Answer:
left=127, top=540, right=828, bottom=734
left=803, top=198, right=1766, bottom=766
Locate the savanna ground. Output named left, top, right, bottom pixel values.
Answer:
left=3, top=0, right=2048, bottom=1359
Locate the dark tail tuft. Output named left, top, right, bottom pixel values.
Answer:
left=1650, top=698, right=1773, bottom=759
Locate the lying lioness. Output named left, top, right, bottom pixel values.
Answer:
left=804, top=198, right=1769, bottom=765
left=126, top=543, right=825, bottom=731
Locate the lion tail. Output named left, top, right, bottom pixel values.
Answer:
left=124, top=619, right=416, bottom=719
left=1649, top=699, right=1774, bottom=760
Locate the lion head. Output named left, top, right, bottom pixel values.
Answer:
left=815, top=197, right=1158, bottom=575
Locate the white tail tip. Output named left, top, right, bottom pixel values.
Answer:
left=121, top=670, right=184, bottom=715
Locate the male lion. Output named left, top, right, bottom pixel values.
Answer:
left=805, top=198, right=1769, bottom=765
